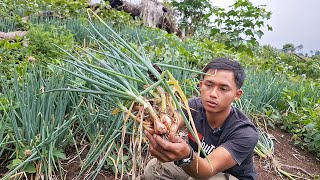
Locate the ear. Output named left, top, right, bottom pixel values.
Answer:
left=234, top=89, right=243, bottom=101
left=199, top=81, right=203, bottom=90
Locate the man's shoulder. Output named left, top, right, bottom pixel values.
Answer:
left=224, top=106, right=258, bottom=137
left=230, top=106, right=255, bottom=126
left=188, top=97, right=201, bottom=106
left=188, top=97, right=203, bottom=111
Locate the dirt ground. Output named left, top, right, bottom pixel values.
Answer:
left=254, top=128, right=320, bottom=179
left=60, top=128, right=319, bottom=180
left=1, top=128, right=319, bottom=179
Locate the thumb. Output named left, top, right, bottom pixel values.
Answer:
left=168, top=132, right=183, bottom=143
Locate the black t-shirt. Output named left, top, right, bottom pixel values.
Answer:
left=185, top=97, right=259, bottom=180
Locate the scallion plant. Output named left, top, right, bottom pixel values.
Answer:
left=0, top=69, right=81, bottom=179
left=51, top=9, right=211, bottom=174
left=254, top=130, right=309, bottom=179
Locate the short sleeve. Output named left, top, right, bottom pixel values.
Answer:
left=183, top=98, right=200, bottom=119
left=220, top=124, right=258, bottom=165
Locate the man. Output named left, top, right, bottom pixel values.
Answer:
left=144, top=58, right=259, bottom=180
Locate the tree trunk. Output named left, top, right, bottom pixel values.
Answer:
left=107, top=0, right=180, bottom=37
left=121, top=1, right=140, bottom=17
left=0, top=31, right=28, bottom=40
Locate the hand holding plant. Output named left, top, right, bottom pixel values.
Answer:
left=52, top=9, right=202, bottom=145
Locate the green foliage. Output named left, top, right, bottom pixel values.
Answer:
left=39, top=0, right=87, bottom=17
left=0, top=17, right=27, bottom=32
left=278, top=80, right=320, bottom=156
left=0, top=0, right=87, bottom=18
left=0, top=0, right=24, bottom=17
left=252, top=45, right=320, bottom=79
left=123, top=28, right=234, bottom=98
left=27, top=24, right=74, bottom=61
left=27, top=14, right=139, bottom=46
left=234, top=69, right=288, bottom=127
left=212, top=0, right=272, bottom=53
left=171, top=0, right=213, bottom=36
left=240, top=46, right=320, bottom=157
left=0, top=23, right=74, bottom=81
left=0, top=0, right=319, bottom=176
left=0, top=68, right=81, bottom=179
left=104, top=145, right=132, bottom=174
left=0, top=0, right=88, bottom=33
left=0, top=38, right=30, bottom=79
left=122, top=26, right=233, bottom=68
left=282, top=43, right=296, bottom=53
left=72, top=95, right=125, bottom=179
left=6, top=147, right=66, bottom=173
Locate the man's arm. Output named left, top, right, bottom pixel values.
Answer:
left=145, top=131, right=237, bottom=179
left=183, top=146, right=237, bottom=178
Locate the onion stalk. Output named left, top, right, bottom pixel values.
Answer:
left=50, top=9, right=212, bottom=171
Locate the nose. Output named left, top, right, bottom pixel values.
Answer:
left=209, top=87, right=218, bottom=98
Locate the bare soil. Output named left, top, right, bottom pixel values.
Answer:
left=255, top=128, right=320, bottom=179
left=60, top=128, right=320, bottom=179
left=1, top=128, right=319, bottom=179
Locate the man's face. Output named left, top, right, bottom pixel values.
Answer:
left=199, top=69, right=243, bottom=113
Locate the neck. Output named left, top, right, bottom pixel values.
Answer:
left=206, top=106, right=232, bottom=128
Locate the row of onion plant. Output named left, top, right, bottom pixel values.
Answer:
left=0, top=67, right=134, bottom=179
left=0, top=69, right=82, bottom=179
left=49, top=9, right=208, bottom=177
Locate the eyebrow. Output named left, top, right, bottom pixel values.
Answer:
left=204, top=80, right=231, bottom=88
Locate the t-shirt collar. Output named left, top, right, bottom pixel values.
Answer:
left=202, top=106, right=234, bottom=132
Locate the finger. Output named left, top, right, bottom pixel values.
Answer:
left=153, top=134, right=174, bottom=151
left=152, top=134, right=176, bottom=154
left=145, top=131, right=168, bottom=153
left=145, top=132, right=171, bottom=162
left=144, top=126, right=155, bottom=135
left=152, top=135, right=187, bottom=162
left=144, top=130, right=156, bottom=144
left=148, top=144, right=168, bottom=162
left=168, top=132, right=184, bottom=143
left=145, top=131, right=162, bottom=151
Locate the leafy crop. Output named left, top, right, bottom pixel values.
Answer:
left=0, top=68, right=81, bottom=179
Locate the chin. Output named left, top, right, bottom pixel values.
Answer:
left=204, top=106, right=221, bottom=113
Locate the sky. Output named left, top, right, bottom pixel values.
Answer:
left=214, top=0, right=320, bottom=54
left=121, top=0, right=320, bottom=54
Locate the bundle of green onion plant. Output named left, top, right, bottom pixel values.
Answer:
left=53, top=9, right=203, bottom=148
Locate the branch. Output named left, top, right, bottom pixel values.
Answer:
left=293, top=53, right=307, bottom=62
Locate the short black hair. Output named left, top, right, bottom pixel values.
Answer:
left=202, top=58, right=246, bottom=89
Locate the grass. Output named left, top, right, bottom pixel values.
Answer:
left=235, top=69, right=290, bottom=128
left=0, top=68, right=81, bottom=179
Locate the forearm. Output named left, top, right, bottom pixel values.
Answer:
left=182, top=154, right=219, bottom=179
left=182, top=146, right=237, bottom=179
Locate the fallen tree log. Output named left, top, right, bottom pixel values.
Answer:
left=106, top=0, right=181, bottom=36
left=293, top=53, right=307, bottom=62
left=0, top=31, right=28, bottom=40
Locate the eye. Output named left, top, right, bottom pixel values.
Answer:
left=221, top=87, right=229, bottom=91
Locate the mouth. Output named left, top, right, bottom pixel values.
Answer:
left=206, top=100, right=218, bottom=107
